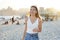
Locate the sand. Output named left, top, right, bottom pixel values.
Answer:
left=0, top=20, right=60, bottom=40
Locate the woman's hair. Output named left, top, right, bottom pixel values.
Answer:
left=30, top=6, right=40, bottom=18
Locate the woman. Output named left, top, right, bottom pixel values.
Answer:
left=22, top=6, right=42, bottom=40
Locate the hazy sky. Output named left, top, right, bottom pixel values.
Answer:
left=0, top=0, right=60, bottom=10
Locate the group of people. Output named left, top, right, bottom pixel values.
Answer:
left=2, top=16, right=20, bottom=25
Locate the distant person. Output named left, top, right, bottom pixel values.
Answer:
left=11, top=16, right=15, bottom=24
left=2, top=21, right=8, bottom=25
left=22, top=6, right=42, bottom=40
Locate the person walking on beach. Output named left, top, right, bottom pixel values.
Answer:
left=11, top=16, right=15, bottom=24
left=22, top=6, right=42, bottom=40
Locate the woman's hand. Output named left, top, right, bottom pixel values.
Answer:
left=33, top=28, right=38, bottom=32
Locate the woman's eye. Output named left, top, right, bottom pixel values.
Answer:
left=30, top=8, right=32, bottom=10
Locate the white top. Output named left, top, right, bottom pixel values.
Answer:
left=26, top=17, right=39, bottom=34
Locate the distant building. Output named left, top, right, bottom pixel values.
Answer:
left=39, top=7, right=46, bottom=17
left=0, top=7, right=29, bottom=16
left=39, top=7, right=45, bottom=14
left=0, top=6, right=19, bottom=16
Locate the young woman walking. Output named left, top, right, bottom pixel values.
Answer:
left=22, top=6, right=42, bottom=40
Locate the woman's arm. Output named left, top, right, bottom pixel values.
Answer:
left=33, top=18, right=42, bottom=32
left=38, top=18, right=42, bottom=32
left=22, top=16, right=28, bottom=40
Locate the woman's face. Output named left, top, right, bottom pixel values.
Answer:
left=30, top=7, right=37, bottom=16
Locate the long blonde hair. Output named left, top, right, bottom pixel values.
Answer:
left=30, top=6, right=41, bottom=19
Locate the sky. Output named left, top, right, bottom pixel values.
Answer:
left=0, top=0, right=60, bottom=10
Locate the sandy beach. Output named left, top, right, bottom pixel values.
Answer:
left=0, top=19, right=60, bottom=40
